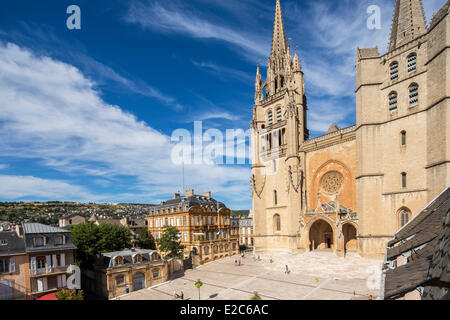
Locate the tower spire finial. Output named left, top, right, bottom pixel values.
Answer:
left=389, top=0, right=427, bottom=51
left=271, top=0, right=289, bottom=57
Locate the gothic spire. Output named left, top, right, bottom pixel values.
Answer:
left=271, top=0, right=289, bottom=57
left=389, top=0, right=427, bottom=51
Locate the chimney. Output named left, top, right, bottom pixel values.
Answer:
left=203, top=191, right=212, bottom=199
left=186, top=189, right=194, bottom=197
left=173, top=193, right=181, bottom=199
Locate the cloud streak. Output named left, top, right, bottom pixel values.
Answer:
left=0, top=42, right=251, bottom=207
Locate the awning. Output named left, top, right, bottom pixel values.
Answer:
left=36, top=293, right=57, bottom=300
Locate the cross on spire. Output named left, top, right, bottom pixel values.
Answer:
left=271, top=0, right=289, bottom=57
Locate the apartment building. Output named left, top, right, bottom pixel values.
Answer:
left=148, top=190, right=239, bottom=264
left=23, top=223, right=77, bottom=299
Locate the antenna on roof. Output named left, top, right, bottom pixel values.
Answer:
left=182, top=156, right=185, bottom=193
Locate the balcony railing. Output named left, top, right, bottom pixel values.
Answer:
left=30, top=266, right=68, bottom=276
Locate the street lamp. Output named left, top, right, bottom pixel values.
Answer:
left=195, top=278, right=203, bottom=300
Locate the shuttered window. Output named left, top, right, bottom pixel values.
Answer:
left=390, top=62, right=399, bottom=81
left=407, top=53, right=417, bottom=73
left=276, top=108, right=282, bottom=122
left=409, top=84, right=419, bottom=107
left=389, top=92, right=398, bottom=112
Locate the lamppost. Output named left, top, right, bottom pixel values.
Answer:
left=251, top=291, right=262, bottom=300
left=195, top=278, right=203, bottom=300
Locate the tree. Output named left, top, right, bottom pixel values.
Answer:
left=136, top=228, right=156, bottom=250
left=156, top=225, right=184, bottom=259
left=70, top=222, right=100, bottom=268
left=70, top=222, right=131, bottom=268
left=55, top=289, right=84, bottom=300
left=96, top=223, right=131, bottom=253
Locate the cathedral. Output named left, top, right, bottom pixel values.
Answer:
left=250, top=0, right=450, bottom=258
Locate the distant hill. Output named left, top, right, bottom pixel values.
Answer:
left=231, top=210, right=250, bottom=217
left=0, top=202, right=154, bottom=225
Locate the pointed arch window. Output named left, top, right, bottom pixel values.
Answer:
left=390, top=61, right=399, bottom=81
left=389, top=92, right=398, bottom=113
left=409, top=83, right=419, bottom=107
left=268, top=111, right=273, bottom=126
left=276, top=108, right=282, bottom=122
left=274, top=214, right=281, bottom=232
left=407, top=53, right=417, bottom=73
left=399, top=208, right=411, bottom=228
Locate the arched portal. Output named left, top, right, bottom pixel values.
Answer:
left=309, top=219, right=334, bottom=250
left=132, top=273, right=146, bottom=292
left=343, top=223, right=357, bottom=252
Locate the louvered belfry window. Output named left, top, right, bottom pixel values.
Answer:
left=389, top=92, right=398, bottom=112
left=276, top=108, right=282, bottom=122
left=409, top=84, right=419, bottom=107
left=268, top=111, right=273, bottom=125
left=407, top=53, right=417, bottom=73
left=390, top=62, right=399, bottom=81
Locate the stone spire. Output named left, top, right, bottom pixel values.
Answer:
left=389, top=0, right=427, bottom=51
left=255, top=64, right=263, bottom=103
left=293, top=51, right=301, bottom=72
left=271, top=0, right=290, bottom=57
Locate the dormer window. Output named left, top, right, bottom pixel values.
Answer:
left=389, top=92, right=398, bottom=113
left=34, top=236, right=45, bottom=248
left=55, top=235, right=64, bottom=246
left=407, top=53, right=417, bottom=73
left=134, top=254, right=142, bottom=264
left=114, top=256, right=124, bottom=266
left=390, top=62, right=399, bottom=81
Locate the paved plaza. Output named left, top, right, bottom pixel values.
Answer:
left=116, top=251, right=383, bottom=300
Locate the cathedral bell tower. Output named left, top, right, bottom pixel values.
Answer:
left=251, top=0, right=308, bottom=254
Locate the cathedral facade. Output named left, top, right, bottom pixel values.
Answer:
left=250, top=0, right=450, bottom=258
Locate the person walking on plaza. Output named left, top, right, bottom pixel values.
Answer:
left=234, top=259, right=237, bottom=266
left=285, top=265, right=289, bottom=274
left=180, top=290, right=184, bottom=300
left=269, top=256, right=273, bottom=264
left=238, top=259, right=241, bottom=266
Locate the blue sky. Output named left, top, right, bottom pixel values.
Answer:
left=0, top=0, right=446, bottom=209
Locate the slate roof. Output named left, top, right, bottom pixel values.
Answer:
left=150, top=194, right=227, bottom=216
left=0, top=231, right=26, bottom=256
left=22, top=223, right=77, bottom=253
left=384, top=187, right=450, bottom=299
left=100, top=249, right=160, bottom=269
left=23, top=223, right=71, bottom=234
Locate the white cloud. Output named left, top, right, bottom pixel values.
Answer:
left=0, top=175, right=99, bottom=201
left=125, top=0, right=269, bottom=62
left=0, top=164, right=8, bottom=170
left=192, top=60, right=254, bottom=84
left=0, top=22, right=183, bottom=111
left=0, top=42, right=251, bottom=207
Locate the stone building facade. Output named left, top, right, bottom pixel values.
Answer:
left=85, top=249, right=169, bottom=299
left=147, top=190, right=239, bottom=265
left=251, top=0, right=450, bottom=258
